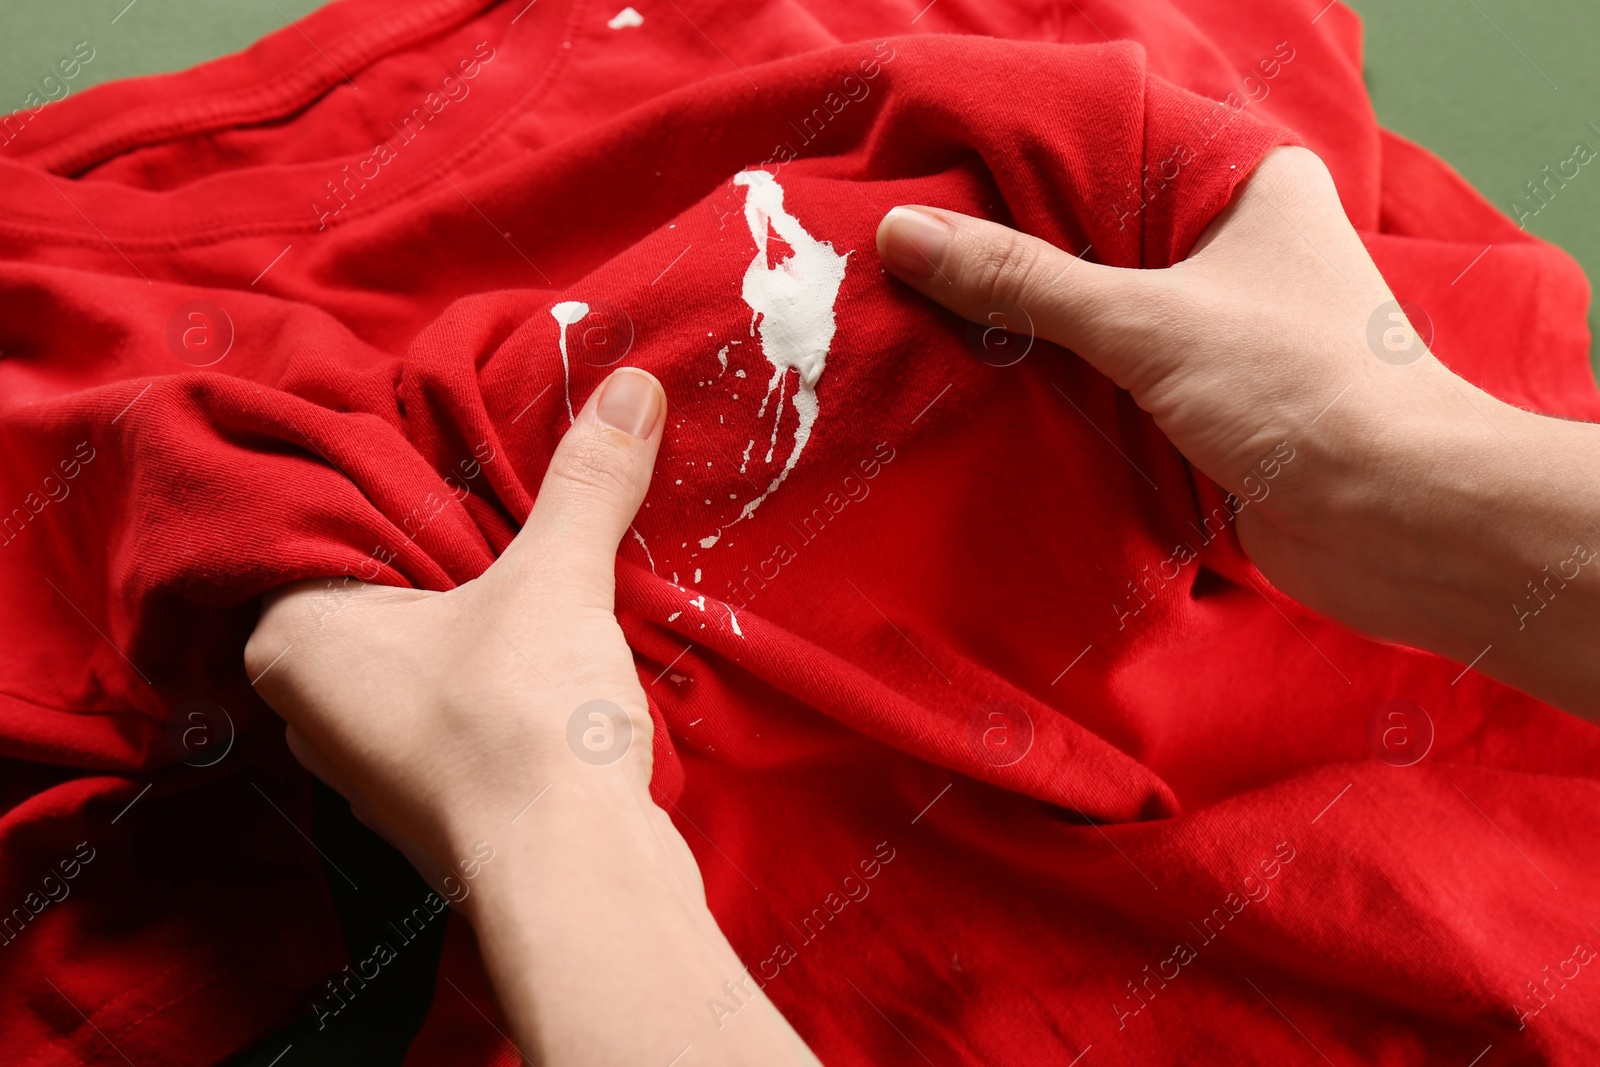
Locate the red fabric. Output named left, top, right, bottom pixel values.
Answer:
left=1, top=0, right=1597, bottom=1064
left=402, top=916, right=520, bottom=1067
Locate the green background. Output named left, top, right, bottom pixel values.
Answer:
left=1350, top=0, right=1600, bottom=376
left=2, top=0, right=1597, bottom=371
left=0, top=0, right=328, bottom=95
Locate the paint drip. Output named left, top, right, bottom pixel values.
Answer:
left=700, top=170, right=847, bottom=549
left=607, top=7, right=644, bottom=29
left=550, top=300, right=589, bottom=423
left=630, top=525, right=656, bottom=574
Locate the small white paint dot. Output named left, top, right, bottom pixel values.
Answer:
left=607, top=6, right=644, bottom=29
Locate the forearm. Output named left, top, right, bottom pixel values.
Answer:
left=452, top=775, right=822, bottom=1067
left=1419, top=400, right=1600, bottom=716
left=1300, top=366, right=1600, bottom=718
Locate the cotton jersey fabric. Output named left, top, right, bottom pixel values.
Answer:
left=1, top=0, right=1598, bottom=1063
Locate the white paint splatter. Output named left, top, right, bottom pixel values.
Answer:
left=716, top=345, right=729, bottom=375
left=607, top=6, right=644, bottom=29
left=763, top=373, right=784, bottom=463
left=550, top=301, right=589, bottom=423
left=699, top=170, right=847, bottom=550
left=727, top=604, right=743, bottom=637
left=668, top=611, right=682, bottom=622
left=689, top=595, right=706, bottom=611
left=739, top=439, right=755, bottom=473
left=629, top=525, right=656, bottom=574
left=694, top=568, right=702, bottom=583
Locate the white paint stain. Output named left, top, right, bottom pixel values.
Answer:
left=716, top=344, right=729, bottom=375
left=727, top=604, right=743, bottom=637
left=550, top=301, right=589, bottom=423
left=699, top=170, right=847, bottom=550
left=629, top=525, right=656, bottom=574
left=739, top=439, right=755, bottom=473
left=607, top=6, right=644, bottom=29
left=694, top=568, right=702, bottom=584
left=689, top=595, right=706, bottom=611
left=763, top=373, right=784, bottom=464
left=668, top=611, right=682, bottom=622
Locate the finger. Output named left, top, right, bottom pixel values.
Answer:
left=876, top=206, right=1167, bottom=386
left=497, top=366, right=666, bottom=595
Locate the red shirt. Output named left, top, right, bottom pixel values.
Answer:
left=1, top=0, right=1597, bottom=1063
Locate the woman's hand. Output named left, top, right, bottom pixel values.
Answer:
left=246, top=368, right=821, bottom=1065
left=878, top=147, right=1600, bottom=717
left=245, top=367, right=667, bottom=878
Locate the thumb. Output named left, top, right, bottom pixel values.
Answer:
left=496, top=367, right=666, bottom=596
left=876, top=205, right=1170, bottom=389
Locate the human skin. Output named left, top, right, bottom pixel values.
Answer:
left=246, top=368, right=822, bottom=1067
left=246, top=146, right=1600, bottom=1063
left=879, top=146, right=1600, bottom=720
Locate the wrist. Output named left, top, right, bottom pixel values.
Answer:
left=416, top=679, right=657, bottom=878
left=441, top=766, right=680, bottom=918
left=1254, top=365, right=1536, bottom=651
left=1309, top=370, right=1600, bottom=709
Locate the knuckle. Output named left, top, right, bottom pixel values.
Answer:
left=547, top=431, right=636, bottom=503
left=962, top=231, right=1044, bottom=311
left=241, top=628, right=271, bottom=682
left=242, top=612, right=293, bottom=687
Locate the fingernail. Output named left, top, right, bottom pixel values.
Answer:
left=596, top=368, right=662, bottom=438
left=879, top=206, right=952, bottom=279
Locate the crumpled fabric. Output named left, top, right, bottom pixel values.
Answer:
left=0, top=0, right=1597, bottom=1063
